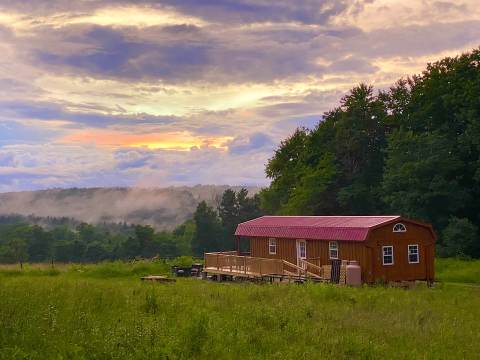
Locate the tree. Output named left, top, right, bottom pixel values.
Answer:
left=84, top=242, right=109, bottom=262
left=262, top=84, right=388, bottom=215
left=77, top=223, right=97, bottom=243
left=7, top=238, right=29, bottom=266
left=28, top=225, right=53, bottom=262
left=121, top=236, right=141, bottom=259
left=192, top=201, right=223, bottom=256
left=279, top=153, right=337, bottom=215
left=172, top=220, right=195, bottom=256
left=261, top=128, right=309, bottom=213
left=382, top=130, right=467, bottom=228
left=134, top=225, right=156, bottom=258
left=237, top=189, right=263, bottom=222
left=439, top=217, right=479, bottom=258
left=218, top=189, right=239, bottom=250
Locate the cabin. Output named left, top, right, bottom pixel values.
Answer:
left=204, top=215, right=436, bottom=284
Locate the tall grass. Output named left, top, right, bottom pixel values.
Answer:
left=0, top=258, right=479, bottom=359
left=0, top=259, right=174, bottom=279
left=435, top=258, right=480, bottom=284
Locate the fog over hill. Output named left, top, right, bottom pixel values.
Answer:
left=0, top=186, right=260, bottom=230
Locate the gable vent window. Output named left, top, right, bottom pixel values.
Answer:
left=408, top=245, right=419, bottom=264
left=393, top=223, right=407, bottom=233
left=329, top=241, right=338, bottom=259
left=382, top=246, right=394, bottom=265
left=268, top=238, right=277, bottom=255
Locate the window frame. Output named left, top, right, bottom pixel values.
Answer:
left=393, top=223, right=407, bottom=233
left=408, top=244, right=419, bottom=264
left=329, top=241, right=338, bottom=260
left=268, top=238, right=277, bottom=255
left=382, top=245, right=394, bottom=266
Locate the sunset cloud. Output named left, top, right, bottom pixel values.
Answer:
left=0, top=0, right=479, bottom=191
left=60, top=129, right=233, bottom=150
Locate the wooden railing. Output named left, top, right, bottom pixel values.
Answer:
left=204, top=252, right=284, bottom=276
left=300, top=259, right=323, bottom=277
left=204, top=252, right=323, bottom=279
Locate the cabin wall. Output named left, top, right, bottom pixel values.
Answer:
left=249, top=237, right=371, bottom=281
left=307, top=240, right=371, bottom=282
left=366, top=221, right=435, bottom=282
left=250, top=237, right=297, bottom=265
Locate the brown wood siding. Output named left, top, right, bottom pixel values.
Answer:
left=366, top=220, right=435, bottom=282
left=250, top=237, right=371, bottom=281
left=306, top=240, right=371, bottom=282
left=250, top=237, right=298, bottom=265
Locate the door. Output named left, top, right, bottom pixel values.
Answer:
left=296, top=239, right=307, bottom=269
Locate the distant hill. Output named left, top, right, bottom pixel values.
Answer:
left=0, top=186, right=260, bottom=230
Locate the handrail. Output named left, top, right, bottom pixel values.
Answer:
left=205, top=251, right=237, bottom=255
left=305, top=270, right=322, bottom=279
left=282, top=260, right=304, bottom=272
left=300, top=259, right=323, bottom=272
left=283, top=260, right=322, bottom=279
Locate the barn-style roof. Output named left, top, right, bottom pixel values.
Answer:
left=234, top=215, right=402, bottom=241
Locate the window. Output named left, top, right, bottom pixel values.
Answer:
left=268, top=238, right=277, bottom=255
left=408, top=244, right=419, bottom=264
left=382, top=246, right=394, bottom=265
left=329, top=241, right=338, bottom=259
left=393, top=223, right=407, bottom=232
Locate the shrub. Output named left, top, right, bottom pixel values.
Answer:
left=438, top=217, right=479, bottom=258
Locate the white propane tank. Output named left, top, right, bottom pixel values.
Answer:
left=346, top=260, right=362, bottom=286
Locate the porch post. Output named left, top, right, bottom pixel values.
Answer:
left=236, top=236, right=240, bottom=255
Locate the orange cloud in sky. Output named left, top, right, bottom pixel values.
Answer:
left=60, top=130, right=233, bottom=150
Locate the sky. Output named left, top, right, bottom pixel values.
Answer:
left=0, top=0, right=479, bottom=192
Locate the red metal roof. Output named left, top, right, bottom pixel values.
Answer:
left=235, top=215, right=402, bottom=241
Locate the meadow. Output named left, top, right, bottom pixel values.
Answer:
left=0, top=259, right=479, bottom=359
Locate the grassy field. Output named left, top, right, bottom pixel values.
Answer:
left=435, top=258, right=480, bottom=284
left=0, top=259, right=479, bottom=359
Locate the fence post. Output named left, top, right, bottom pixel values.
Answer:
left=244, top=256, right=247, bottom=274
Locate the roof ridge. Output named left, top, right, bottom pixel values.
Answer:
left=261, top=215, right=401, bottom=218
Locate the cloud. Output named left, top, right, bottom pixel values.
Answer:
left=0, top=143, right=270, bottom=192
left=114, top=149, right=154, bottom=170
left=159, top=0, right=351, bottom=25
left=0, top=0, right=479, bottom=192
left=0, top=100, right=176, bottom=128
left=0, top=120, right=63, bottom=145
left=227, top=132, right=275, bottom=155
left=327, top=56, right=378, bottom=74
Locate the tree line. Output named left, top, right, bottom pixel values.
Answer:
left=260, top=48, right=480, bottom=258
left=0, top=220, right=194, bottom=264
left=0, top=188, right=261, bottom=263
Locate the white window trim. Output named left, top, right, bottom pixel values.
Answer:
left=393, top=223, right=407, bottom=233
left=297, top=239, right=306, bottom=259
left=329, top=241, right=338, bottom=259
left=408, top=244, right=419, bottom=264
left=382, top=245, right=394, bottom=266
left=268, top=238, right=277, bottom=255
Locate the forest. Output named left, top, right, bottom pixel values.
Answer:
left=0, top=188, right=262, bottom=263
left=0, top=49, right=479, bottom=262
left=260, top=48, right=480, bottom=258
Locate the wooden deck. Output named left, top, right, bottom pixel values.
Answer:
left=204, top=252, right=327, bottom=282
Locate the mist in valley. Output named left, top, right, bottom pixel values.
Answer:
left=0, top=185, right=260, bottom=230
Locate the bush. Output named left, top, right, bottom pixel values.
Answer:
left=172, top=256, right=195, bottom=267
left=438, top=217, right=479, bottom=258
